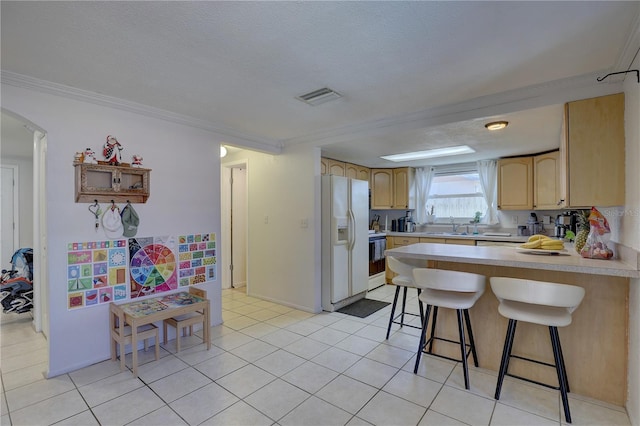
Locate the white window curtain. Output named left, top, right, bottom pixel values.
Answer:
left=477, top=160, right=499, bottom=224
left=415, top=166, right=435, bottom=224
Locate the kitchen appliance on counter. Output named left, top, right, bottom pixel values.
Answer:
left=397, top=217, right=406, bottom=232
left=555, top=211, right=579, bottom=237
left=527, top=212, right=545, bottom=235
left=395, top=210, right=416, bottom=232
left=554, top=215, right=567, bottom=238
left=404, top=210, right=415, bottom=232
left=322, top=175, right=369, bottom=312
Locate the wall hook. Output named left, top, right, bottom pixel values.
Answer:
left=596, top=69, right=639, bottom=83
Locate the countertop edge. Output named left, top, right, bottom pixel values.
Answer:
left=385, top=244, right=640, bottom=279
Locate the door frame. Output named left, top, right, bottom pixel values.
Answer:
left=221, top=158, right=249, bottom=291
left=1, top=108, right=48, bottom=338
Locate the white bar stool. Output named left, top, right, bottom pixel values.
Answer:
left=412, top=268, right=485, bottom=389
left=490, top=277, right=585, bottom=424
left=385, top=256, right=426, bottom=339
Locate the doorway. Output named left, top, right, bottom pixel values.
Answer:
left=1, top=109, right=48, bottom=339
left=221, top=161, right=248, bottom=291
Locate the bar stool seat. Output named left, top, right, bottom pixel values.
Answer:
left=490, top=277, right=585, bottom=424
left=385, top=256, right=426, bottom=339
left=412, top=268, right=486, bottom=390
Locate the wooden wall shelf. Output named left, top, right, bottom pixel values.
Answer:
left=75, top=163, right=151, bottom=203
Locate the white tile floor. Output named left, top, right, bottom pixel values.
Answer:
left=0, top=286, right=632, bottom=425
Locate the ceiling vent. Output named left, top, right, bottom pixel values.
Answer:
left=296, top=87, right=342, bottom=106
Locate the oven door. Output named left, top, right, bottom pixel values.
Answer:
left=368, top=236, right=386, bottom=277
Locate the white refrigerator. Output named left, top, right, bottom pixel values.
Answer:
left=321, top=175, right=369, bottom=311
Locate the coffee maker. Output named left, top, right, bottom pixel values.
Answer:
left=404, top=211, right=415, bottom=232
left=397, top=217, right=406, bottom=232
left=554, top=211, right=578, bottom=238
left=527, top=212, right=544, bottom=235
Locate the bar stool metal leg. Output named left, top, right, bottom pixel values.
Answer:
left=427, top=306, right=439, bottom=353
left=495, top=318, right=517, bottom=399
left=417, top=289, right=424, bottom=325
left=554, top=326, right=571, bottom=393
left=400, top=286, right=408, bottom=327
left=463, top=309, right=479, bottom=367
left=456, top=309, right=470, bottom=389
left=414, top=304, right=432, bottom=374
left=550, top=326, right=572, bottom=423
left=386, top=286, right=401, bottom=339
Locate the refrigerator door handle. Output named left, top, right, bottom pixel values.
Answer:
left=347, top=209, right=356, bottom=251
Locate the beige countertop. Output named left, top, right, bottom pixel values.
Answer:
left=385, top=242, right=639, bottom=278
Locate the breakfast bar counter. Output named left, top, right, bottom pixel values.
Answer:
left=385, top=242, right=638, bottom=406
left=386, top=242, right=640, bottom=278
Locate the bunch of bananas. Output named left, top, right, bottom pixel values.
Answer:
left=520, top=234, right=565, bottom=250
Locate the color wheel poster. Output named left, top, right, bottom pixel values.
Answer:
left=128, top=236, right=178, bottom=299
left=178, top=233, right=216, bottom=287
left=67, top=239, right=128, bottom=310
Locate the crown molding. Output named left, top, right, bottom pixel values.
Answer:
left=1, top=71, right=283, bottom=154
left=283, top=71, right=623, bottom=147
left=615, top=7, right=640, bottom=71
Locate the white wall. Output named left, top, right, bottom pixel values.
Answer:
left=1, top=83, right=224, bottom=376
left=223, top=145, right=321, bottom=312
left=622, top=52, right=640, bottom=425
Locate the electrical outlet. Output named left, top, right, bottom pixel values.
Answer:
left=264, top=215, right=269, bottom=224
left=301, top=218, right=308, bottom=228
left=511, top=216, right=518, bottom=225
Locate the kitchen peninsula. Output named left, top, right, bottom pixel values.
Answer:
left=385, top=242, right=639, bottom=406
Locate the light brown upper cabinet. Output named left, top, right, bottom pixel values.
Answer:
left=327, top=159, right=346, bottom=177
left=345, top=162, right=358, bottom=179
left=322, top=158, right=370, bottom=182
left=564, top=93, right=625, bottom=207
left=393, top=167, right=415, bottom=209
left=497, top=157, right=533, bottom=210
left=533, top=151, right=563, bottom=210
left=371, top=167, right=415, bottom=210
left=320, top=157, right=328, bottom=175
left=356, top=165, right=370, bottom=183
left=345, top=163, right=371, bottom=184
left=371, top=169, right=394, bottom=209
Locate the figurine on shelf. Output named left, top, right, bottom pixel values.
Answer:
left=103, top=135, right=123, bottom=165
left=83, top=148, right=98, bottom=164
left=132, top=155, right=143, bottom=167
left=74, top=151, right=84, bottom=164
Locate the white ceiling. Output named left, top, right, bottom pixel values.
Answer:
left=1, top=1, right=639, bottom=167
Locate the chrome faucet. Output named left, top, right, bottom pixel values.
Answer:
left=450, top=217, right=459, bottom=233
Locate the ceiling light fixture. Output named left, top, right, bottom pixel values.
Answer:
left=381, top=145, right=476, bottom=162
left=220, top=146, right=228, bottom=158
left=485, top=121, right=509, bottom=131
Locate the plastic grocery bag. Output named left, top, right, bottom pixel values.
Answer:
left=580, top=207, right=614, bottom=259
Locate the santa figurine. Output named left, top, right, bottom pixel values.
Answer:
left=132, top=155, right=143, bottom=167
left=103, top=135, right=123, bottom=165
